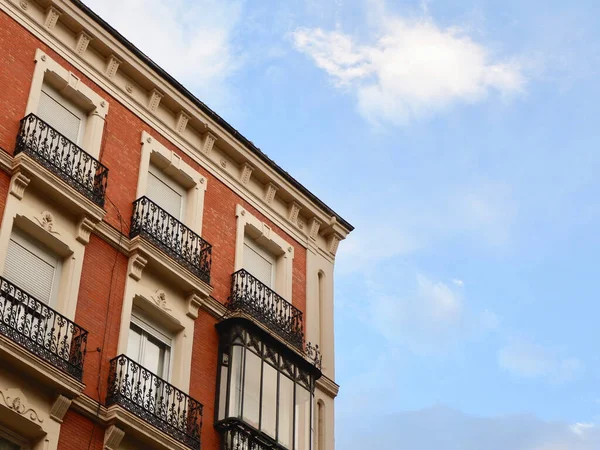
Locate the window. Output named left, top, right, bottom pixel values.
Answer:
left=4, top=230, right=61, bottom=305
left=37, top=83, right=87, bottom=145
left=243, top=236, right=275, bottom=289
left=126, top=312, right=172, bottom=380
left=216, top=322, right=317, bottom=450
left=0, top=437, right=19, bottom=450
left=146, top=165, right=186, bottom=221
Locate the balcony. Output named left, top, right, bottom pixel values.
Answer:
left=15, top=113, right=109, bottom=207
left=228, top=269, right=304, bottom=349
left=0, top=276, right=88, bottom=380
left=106, top=354, right=203, bottom=450
left=221, top=422, right=282, bottom=450
left=130, top=197, right=212, bottom=284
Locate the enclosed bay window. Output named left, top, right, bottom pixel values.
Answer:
left=216, top=320, right=319, bottom=450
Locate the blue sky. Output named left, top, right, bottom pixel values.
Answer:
left=86, top=0, right=600, bottom=448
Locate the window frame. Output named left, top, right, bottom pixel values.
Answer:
left=243, top=235, right=276, bottom=289
left=147, top=163, right=187, bottom=221
left=24, top=49, right=109, bottom=159
left=38, top=82, right=88, bottom=146
left=4, top=229, right=62, bottom=307
left=128, top=308, right=173, bottom=382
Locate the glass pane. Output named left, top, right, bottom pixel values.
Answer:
left=0, top=437, right=19, bottom=450
left=126, top=325, right=142, bottom=363
left=261, top=363, right=278, bottom=438
left=228, top=345, right=244, bottom=418
left=278, top=375, right=294, bottom=448
left=242, top=350, right=262, bottom=428
left=145, top=335, right=166, bottom=378
left=218, top=362, right=228, bottom=421
left=295, top=385, right=311, bottom=450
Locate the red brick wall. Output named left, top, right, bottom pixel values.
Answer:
left=0, top=8, right=309, bottom=450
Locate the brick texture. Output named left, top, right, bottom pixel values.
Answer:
left=0, top=8, right=309, bottom=450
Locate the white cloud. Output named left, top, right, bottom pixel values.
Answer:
left=452, top=278, right=464, bottom=287
left=498, top=339, right=583, bottom=383
left=363, top=272, right=499, bottom=355
left=292, top=10, right=524, bottom=124
left=83, top=0, right=243, bottom=110
left=570, top=423, right=596, bottom=438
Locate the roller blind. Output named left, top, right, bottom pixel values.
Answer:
left=37, top=87, right=83, bottom=145
left=146, top=169, right=185, bottom=220
left=4, top=234, right=58, bottom=304
left=243, top=240, right=274, bottom=288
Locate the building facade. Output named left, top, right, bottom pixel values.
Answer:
left=0, top=1, right=353, bottom=450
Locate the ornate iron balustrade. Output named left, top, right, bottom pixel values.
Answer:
left=107, top=354, right=203, bottom=449
left=130, top=197, right=212, bottom=283
left=228, top=270, right=304, bottom=349
left=0, top=276, right=88, bottom=380
left=15, top=114, right=109, bottom=207
left=221, top=423, right=284, bottom=450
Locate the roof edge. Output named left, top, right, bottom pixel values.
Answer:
left=70, top=0, right=354, bottom=233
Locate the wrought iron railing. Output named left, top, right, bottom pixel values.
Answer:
left=0, top=276, right=88, bottom=380
left=228, top=270, right=304, bottom=349
left=221, top=424, right=282, bottom=450
left=107, top=354, right=203, bottom=449
left=130, top=197, right=212, bottom=283
left=15, top=113, right=109, bottom=207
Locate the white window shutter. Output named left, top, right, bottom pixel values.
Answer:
left=146, top=170, right=185, bottom=220
left=243, top=242, right=274, bottom=288
left=37, top=88, right=83, bottom=145
left=4, top=237, right=58, bottom=304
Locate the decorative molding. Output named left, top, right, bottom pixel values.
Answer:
left=240, top=162, right=254, bottom=185
left=316, top=375, right=340, bottom=399
left=327, top=234, right=341, bottom=256
left=289, top=201, right=301, bottom=224
left=125, top=83, right=134, bottom=94
left=0, top=388, right=44, bottom=423
left=220, top=158, right=227, bottom=169
left=76, top=217, right=96, bottom=244
left=127, top=253, right=147, bottom=281
left=105, top=54, right=122, bottom=79
left=150, top=289, right=172, bottom=312
left=74, top=30, right=92, bottom=56
left=35, top=210, right=59, bottom=234
left=186, top=292, right=204, bottom=319
left=148, top=88, right=164, bottom=112
left=309, top=217, right=322, bottom=240
left=50, top=394, right=72, bottom=423
left=19, top=0, right=28, bottom=11
left=175, top=111, right=190, bottom=134
left=265, top=182, right=278, bottom=205
left=43, top=5, right=61, bottom=30
left=9, top=170, right=30, bottom=200
left=201, top=132, right=217, bottom=156
left=104, top=425, right=125, bottom=450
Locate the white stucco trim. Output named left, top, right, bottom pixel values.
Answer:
left=136, top=131, right=207, bottom=235
left=25, top=49, right=109, bottom=159
left=235, top=204, right=294, bottom=300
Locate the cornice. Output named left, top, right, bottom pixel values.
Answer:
left=0, top=0, right=352, bottom=259
left=316, top=375, right=340, bottom=398
left=0, top=333, right=85, bottom=398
